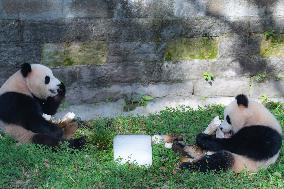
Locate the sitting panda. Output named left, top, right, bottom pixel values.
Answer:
left=0, top=63, right=85, bottom=149
left=181, top=94, right=282, bottom=173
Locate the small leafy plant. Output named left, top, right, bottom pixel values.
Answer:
left=139, top=95, right=154, bottom=106
left=259, top=94, right=270, bottom=104
left=203, top=71, right=214, bottom=85
left=123, top=95, right=154, bottom=112
left=264, top=30, right=276, bottom=41
left=251, top=72, right=268, bottom=83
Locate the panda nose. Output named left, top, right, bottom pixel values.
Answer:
left=220, top=127, right=223, bottom=131
left=57, top=82, right=65, bottom=96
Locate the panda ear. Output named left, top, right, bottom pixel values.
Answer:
left=21, top=63, right=32, bottom=77
left=235, top=94, right=248, bottom=107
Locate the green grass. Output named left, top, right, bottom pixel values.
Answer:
left=0, top=104, right=284, bottom=189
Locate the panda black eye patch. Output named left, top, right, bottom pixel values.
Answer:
left=45, top=76, right=50, bottom=84
left=226, top=115, right=231, bottom=124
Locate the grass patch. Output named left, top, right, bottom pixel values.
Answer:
left=0, top=104, right=284, bottom=188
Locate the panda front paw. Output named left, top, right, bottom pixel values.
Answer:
left=196, top=133, right=211, bottom=145
left=68, top=136, right=86, bottom=149
left=196, top=133, right=221, bottom=151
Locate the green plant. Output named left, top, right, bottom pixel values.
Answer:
left=164, top=51, right=172, bottom=61
left=264, top=30, right=276, bottom=41
left=139, top=95, right=154, bottom=106
left=251, top=72, right=268, bottom=83
left=259, top=94, right=270, bottom=104
left=203, top=71, right=214, bottom=85
left=200, top=96, right=208, bottom=103
left=123, top=95, right=154, bottom=112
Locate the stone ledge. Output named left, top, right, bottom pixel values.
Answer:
left=52, top=62, right=162, bottom=88
left=55, top=96, right=284, bottom=120
left=251, top=80, right=284, bottom=98
left=1, top=56, right=283, bottom=93
left=0, top=0, right=63, bottom=20
left=23, top=19, right=111, bottom=43
left=63, top=81, right=194, bottom=105
left=0, top=0, right=112, bottom=20
left=194, top=78, right=251, bottom=97
left=0, top=43, right=41, bottom=65
left=0, top=20, right=21, bottom=43
left=0, top=18, right=280, bottom=44
left=1, top=0, right=284, bottom=21
left=175, top=0, right=284, bottom=20
left=59, top=78, right=283, bottom=106
left=162, top=58, right=284, bottom=80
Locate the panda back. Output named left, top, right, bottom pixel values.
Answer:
left=227, top=125, right=282, bottom=161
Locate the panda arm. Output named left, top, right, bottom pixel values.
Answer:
left=39, top=96, right=63, bottom=115
left=196, top=133, right=228, bottom=152
left=197, top=126, right=282, bottom=160
left=0, top=92, right=63, bottom=139
left=27, top=115, right=63, bottom=139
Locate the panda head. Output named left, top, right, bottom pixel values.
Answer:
left=219, top=94, right=250, bottom=134
left=21, top=63, right=65, bottom=100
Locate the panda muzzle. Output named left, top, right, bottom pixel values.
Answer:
left=57, top=82, right=66, bottom=96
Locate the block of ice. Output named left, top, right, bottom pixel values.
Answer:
left=113, top=135, right=152, bottom=166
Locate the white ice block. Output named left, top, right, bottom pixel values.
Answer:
left=113, top=135, right=152, bottom=166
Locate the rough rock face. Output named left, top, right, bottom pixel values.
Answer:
left=0, top=0, right=283, bottom=117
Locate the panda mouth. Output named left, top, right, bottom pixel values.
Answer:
left=49, top=89, right=57, bottom=94
left=223, top=130, right=234, bottom=138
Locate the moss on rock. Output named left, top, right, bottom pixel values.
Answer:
left=260, top=34, right=284, bottom=57
left=42, top=41, right=108, bottom=67
left=164, top=37, right=218, bottom=61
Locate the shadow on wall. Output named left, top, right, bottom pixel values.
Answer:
left=119, top=0, right=284, bottom=95
left=201, top=0, right=284, bottom=95
left=0, top=0, right=283, bottom=97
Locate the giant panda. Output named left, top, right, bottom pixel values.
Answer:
left=181, top=94, right=282, bottom=173
left=0, top=63, right=85, bottom=149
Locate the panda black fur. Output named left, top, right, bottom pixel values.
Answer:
left=181, top=94, right=282, bottom=173
left=0, top=63, right=85, bottom=149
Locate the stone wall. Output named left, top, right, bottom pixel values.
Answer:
left=0, top=0, right=284, bottom=117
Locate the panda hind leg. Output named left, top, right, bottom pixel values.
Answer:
left=180, top=151, right=234, bottom=172
left=4, top=123, right=86, bottom=149
left=32, top=134, right=86, bottom=149
left=32, top=133, right=60, bottom=147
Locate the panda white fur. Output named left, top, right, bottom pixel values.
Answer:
left=181, top=94, right=282, bottom=173
left=0, top=63, right=85, bottom=149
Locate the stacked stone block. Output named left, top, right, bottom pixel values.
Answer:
left=0, top=0, right=283, bottom=108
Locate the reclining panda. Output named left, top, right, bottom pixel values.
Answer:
left=0, top=63, right=85, bottom=149
left=181, top=94, right=282, bottom=173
